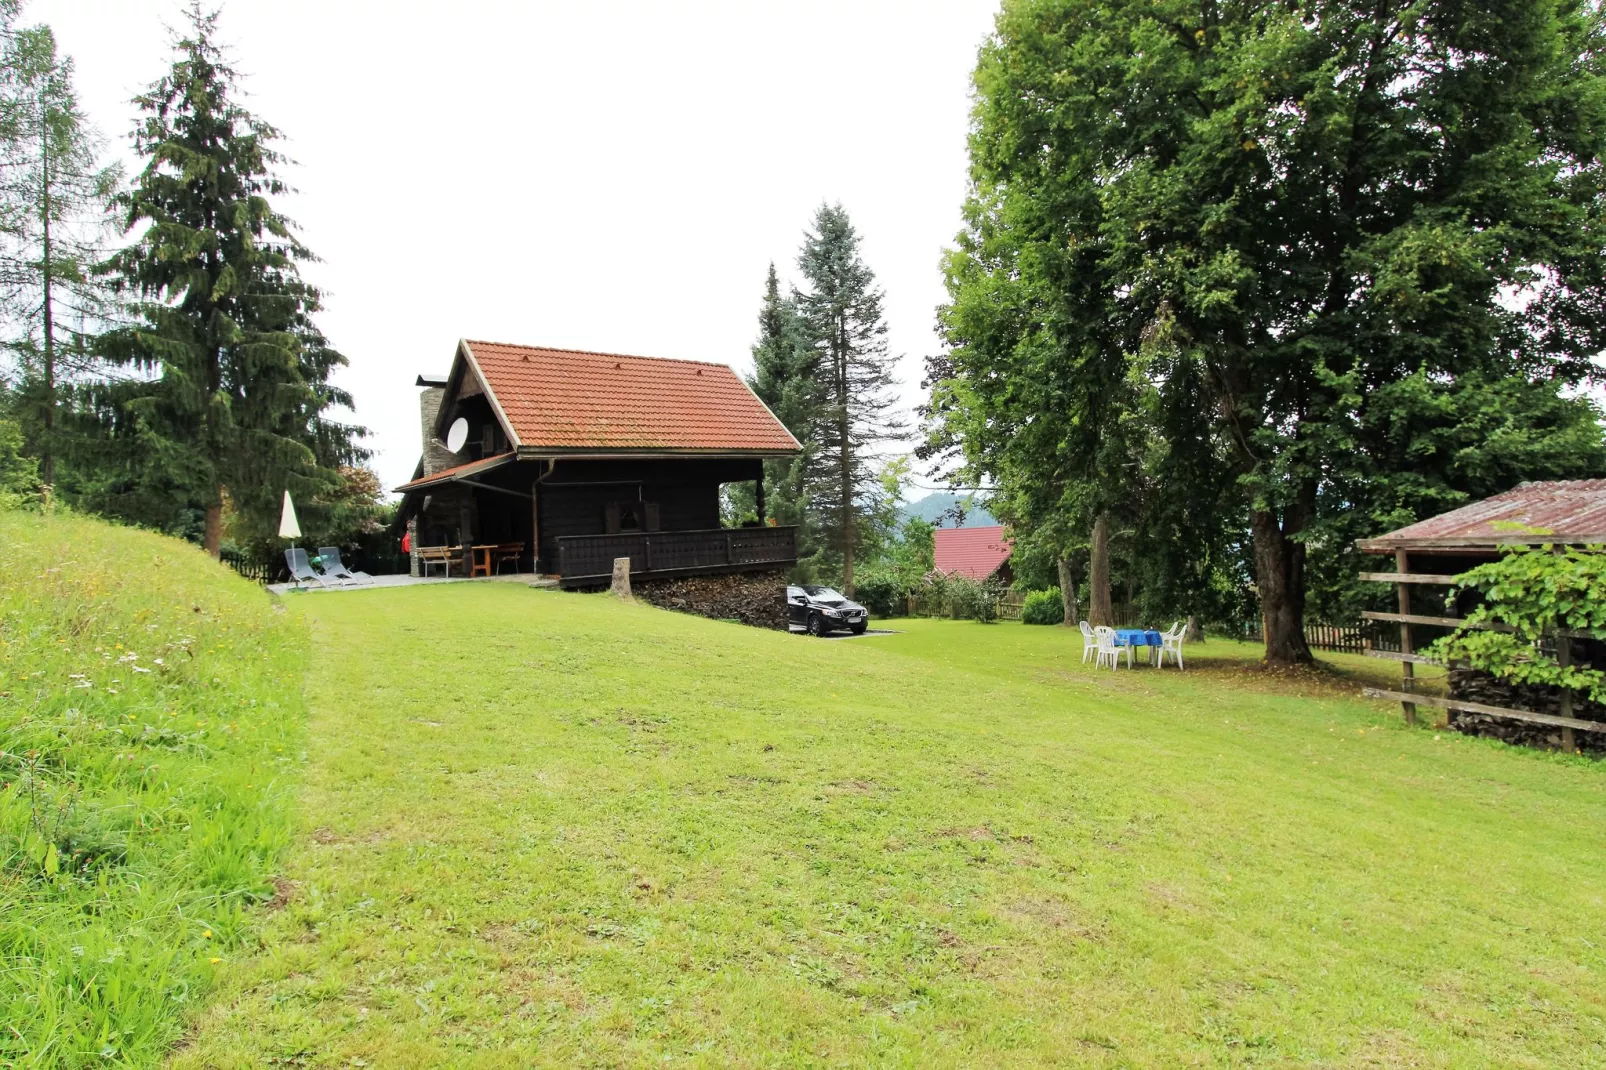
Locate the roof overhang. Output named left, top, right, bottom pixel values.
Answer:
left=394, top=451, right=517, bottom=494
left=430, top=341, right=523, bottom=449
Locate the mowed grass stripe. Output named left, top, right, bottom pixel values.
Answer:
left=177, top=584, right=1606, bottom=1068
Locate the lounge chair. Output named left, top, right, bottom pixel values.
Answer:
left=284, top=547, right=328, bottom=589
left=316, top=546, right=371, bottom=585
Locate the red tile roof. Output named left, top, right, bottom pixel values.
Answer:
left=461, top=340, right=800, bottom=454
left=934, top=525, right=1012, bottom=580
left=1359, top=479, right=1606, bottom=551
left=393, top=452, right=516, bottom=493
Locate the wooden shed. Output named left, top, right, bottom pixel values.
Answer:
left=1356, top=479, right=1606, bottom=750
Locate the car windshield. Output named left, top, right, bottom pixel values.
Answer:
left=802, top=586, right=845, bottom=601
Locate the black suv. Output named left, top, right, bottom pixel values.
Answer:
left=787, top=585, right=869, bottom=636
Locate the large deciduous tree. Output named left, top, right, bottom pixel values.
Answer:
left=97, top=6, right=364, bottom=556
left=934, top=0, right=1606, bottom=664
left=796, top=202, right=902, bottom=594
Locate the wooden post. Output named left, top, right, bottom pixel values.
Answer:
left=1396, top=549, right=1417, bottom=725
left=1555, top=546, right=1576, bottom=752
left=755, top=476, right=766, bottom=524
left=610, top=557, right=632, bottom=601
left=530, top=480, right=541, bottom=574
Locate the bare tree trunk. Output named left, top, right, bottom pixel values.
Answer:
left=39, top=104, right=54, bottom=492
left=1089, top=513, right=1113, bottom=626
left=1185, top=614, right=1203, bottom=643
left=1253, top=508, right=1312, bottom=665
left=1057, top=555, right=1079, bottom=626
left=203, top=495, right=223, bottom=559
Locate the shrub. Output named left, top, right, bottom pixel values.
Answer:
left=853, top=573, right=903, bottom=618
left=1429, top=545, right=1606, bottom=701
left=1021, top=587, right=1065, bottom=625
left=946, top=573, right=1004, bottom=623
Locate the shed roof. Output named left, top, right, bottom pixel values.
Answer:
left=934, top=525, right=1012, bottom=580
left=458, top=340, right=800, bottom=455
left=1357, top=480, right=1606, bottom=552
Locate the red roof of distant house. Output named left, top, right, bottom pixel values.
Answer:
left=461, top=340, right=800, bottom=454
left=934, top=525, right=1012, bottom=580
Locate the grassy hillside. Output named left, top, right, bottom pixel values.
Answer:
left=177, top=585, right=1604, bottom=1068
left=0, top=510, right=305, bottom=1066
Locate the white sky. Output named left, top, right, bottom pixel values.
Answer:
left=30, top=0, right=998, bottom=494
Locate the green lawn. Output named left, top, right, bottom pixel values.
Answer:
left=172, top=583, right=1604, bottom=1067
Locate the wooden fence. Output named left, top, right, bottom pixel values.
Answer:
left=220, top=550, right=273, bottom=585
left=1303, top=620, right=1368, bottom=654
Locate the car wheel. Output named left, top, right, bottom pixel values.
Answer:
left=850, top=622, right=867, bottom=635
left=808, top=613, right=829, bottom=637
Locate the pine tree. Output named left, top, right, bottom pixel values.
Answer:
left=795, top=203, right=902, bottom=594
left=98, top=5, right=364, bottom=555
left=0, top=25, right=119, bottom=492
left=747, top=261, right=822, bottom=541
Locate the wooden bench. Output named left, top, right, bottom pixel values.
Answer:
left=418, top=544, right=462, bottom=577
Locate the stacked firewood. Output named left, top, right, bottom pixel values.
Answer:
left=1447, top=667, right=1605, bottom=753
left=633, top=571, right=789, bottom=631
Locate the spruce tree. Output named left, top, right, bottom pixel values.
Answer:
left=748, top=261, right=822, bottom=543
left=98, top=6, right=363, bottom=555
left=0, top=25, right=119, bottom=492
left=795, top=203, right=902, bottom=594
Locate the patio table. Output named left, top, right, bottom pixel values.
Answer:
left=1115, top=629, right=1163, bottom=665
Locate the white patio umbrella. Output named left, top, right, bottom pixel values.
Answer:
left=279, top=490, right=301, bottom=544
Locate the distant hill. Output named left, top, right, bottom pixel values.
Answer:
left=901, top=491, right=998, bottom=529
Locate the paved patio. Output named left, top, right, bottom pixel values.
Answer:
left=267, top=573, right=557, bottom=596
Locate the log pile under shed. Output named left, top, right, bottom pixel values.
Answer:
left=632, top=570, right=790, bottom=631
left=1448, top=667, right=1606, bottom=755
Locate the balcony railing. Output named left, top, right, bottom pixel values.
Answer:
left=556, top=526, right=797, bottom=588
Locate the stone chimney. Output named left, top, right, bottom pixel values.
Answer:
left=417, top=376, right=458, bottom=475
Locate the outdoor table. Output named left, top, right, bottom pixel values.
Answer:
left=469, top=544, right=497, bottom=577
left=1114, top=628, right=1164, bottom=665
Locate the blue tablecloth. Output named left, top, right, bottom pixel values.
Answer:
left=1115, top=629, right=1162, bottom=648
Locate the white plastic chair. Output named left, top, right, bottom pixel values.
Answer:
left=1079, top=620, right=1097, bottom=663
left=1157, top=621, right=1186, bottom=669
left=1094, top=626, right=1128, bottom=670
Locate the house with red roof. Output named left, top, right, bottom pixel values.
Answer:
left=933, top=525, right=1012, bottom=584
left=396, top=339, right=801, bottom=586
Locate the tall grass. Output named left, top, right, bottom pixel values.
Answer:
left=0, top=510, right=305, bottom=1066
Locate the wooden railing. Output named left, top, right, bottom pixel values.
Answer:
left=556, top=526, right=797, bottom=587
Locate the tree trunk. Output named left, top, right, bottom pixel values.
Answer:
left=203, top=495, right=223, bottom=559
left=1252, top=508, right=1313, bottom=665
left=1056, top=555, right=1079, bottom=626
left=1089, top=513, right=1113, bottom=626
left=39, top=103, right=54, bottom=491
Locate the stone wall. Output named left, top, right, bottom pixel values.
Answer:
left=633, top=570, right=789, bottom=631
left=1448, top=667, right=1605, bottom=755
